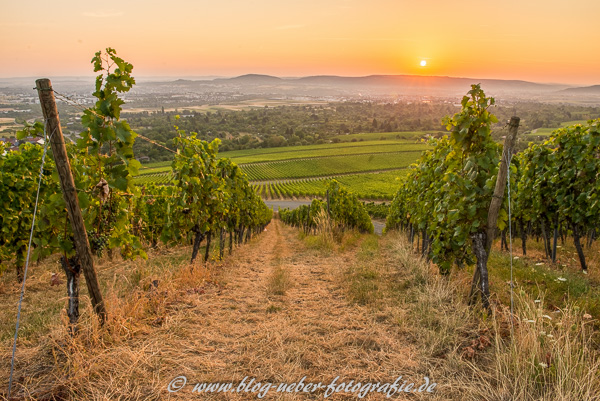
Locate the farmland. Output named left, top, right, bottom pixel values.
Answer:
left=241, top=151, right=417, bottom=181
left=135, top=137, right=425, bottom=199
left=331, top=130, right=434, bottom=142
left=220, top=138, right=427, bottom=163
left=531, top=120, right=589, bottom=135
left=0, top=117, right=20, bottom=134
left=253, top=170, right=409, bottom=200
left=123, top=98, right=331, bottom=113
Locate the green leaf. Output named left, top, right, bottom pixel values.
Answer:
left=112, top=177, right=128, bottom=192
left=78, top=191, right=90, bottom=210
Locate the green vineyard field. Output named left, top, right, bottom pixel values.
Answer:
left=240, top=151, right=419, bottom=181
left=135, top=137, right=426, bottom=199
left=252, top=170, right=409, bottom=200
left=221, top=140, right=427, bottom=164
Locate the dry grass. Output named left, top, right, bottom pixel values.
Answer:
left=300, top=209, right=337, bottom=253
left=0, top=223, right=598, bottom=400
left=472, top=295, right=600, bottom=400
left=374, top=232, right=600, bottom=400
left=345, top=236, right=381, bottom=306
left=266, top=224, right=292, bottom=297
left=266, top=265, right=291, bottom=296
left=0, top=246, right=215, bottom=400
left=1, top=221, right=421, bottom=400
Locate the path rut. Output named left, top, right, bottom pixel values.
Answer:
left=157, top=220, right=418, bottom=399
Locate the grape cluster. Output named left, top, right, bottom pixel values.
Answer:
left=89, top=229, right=109, bottom=255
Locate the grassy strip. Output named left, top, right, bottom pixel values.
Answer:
left=488, top=237, right=600, bottom=321
left=339, top=231, right=600, bottom=399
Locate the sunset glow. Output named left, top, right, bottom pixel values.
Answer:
left=1, top=0, right=599, bottom=84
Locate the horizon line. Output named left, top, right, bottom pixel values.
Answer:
left=0, top=73, right=589, bottom=87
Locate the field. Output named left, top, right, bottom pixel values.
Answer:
left=253, top=170, right=409, bottom=200
left=526, top=119, right=591, bottom=137
left=123, top=98, right=330, bottom=113
left=0, top=117, right=20, bottom=134
left=135, top=137, right=426, bottom=199
left=221, top=139, right=427, bottom=164
left=4, top=92, right=600, bottom=401
left=331, top=130, right=435, bottom=142
left=241, top=152, right=417, bottom=181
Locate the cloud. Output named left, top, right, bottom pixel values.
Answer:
left=322, top=37, right=414, bottom=42
left=274, top=24, right=305, bottom=30
left=82, top=11, right=124, bottom=18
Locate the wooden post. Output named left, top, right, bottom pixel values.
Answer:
left=470, top=116, right=519, bottom=306
left=36, top=79, right=107, bottom=324
left=485, top=116, right=520, bottom=255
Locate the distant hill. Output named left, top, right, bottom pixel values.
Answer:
left=201, top=74, right=570, bottom=97
left=214, top=74, right=283, bottom=84
left=294, top=74, right=560, bottom=93
left=126, top=73, right=589, bottom=101
left=210, top=74, right=564, bottom=92
left=560, top=85, right=600, bottom=95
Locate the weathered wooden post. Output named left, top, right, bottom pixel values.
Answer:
left=469, top=116, right=520, bottom=308
left=485, top=116, right=520, bottom=254
left=35, top=78, right=107, bottom=324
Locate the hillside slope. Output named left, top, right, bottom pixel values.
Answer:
left=1, top=220, right=598, bottom=400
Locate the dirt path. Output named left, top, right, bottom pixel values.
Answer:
left=157, top=220, right=419, bottom=399
left=1, top=220, right=425, bottom=400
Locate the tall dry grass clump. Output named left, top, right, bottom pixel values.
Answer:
left=385, top=233, right=477, bottom=360
left=464, top=294, right=600, bottom=400
left=383, top=231, right=600, bottom=400
left=314, top=208, right=335, bottom=245
left=2, top=250, right=213, bottom=400
left=302, top=208, right=338, bottom=251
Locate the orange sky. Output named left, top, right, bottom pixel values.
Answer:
left=1, top=0, right=599, bottom=84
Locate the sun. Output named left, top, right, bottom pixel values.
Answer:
left=420, top=60, right=427, bottom=67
